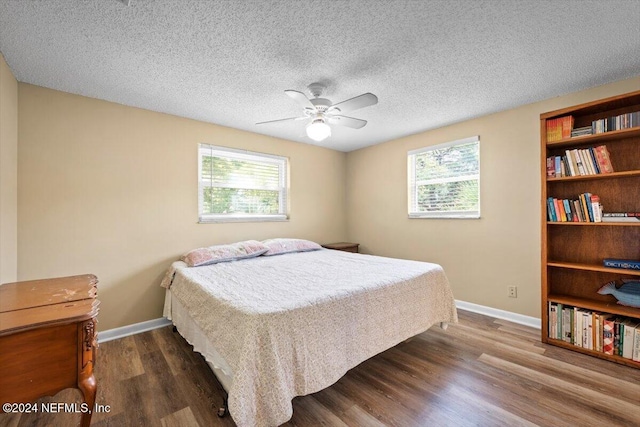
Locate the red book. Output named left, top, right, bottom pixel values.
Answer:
left=556, top=199, right=567, bottom=222
left=546, top=120, right=554, bottom=142
left=603, top=316, right=615, bottom=355
left=594, top=145, right=614, bottom=173
left=552, top=199, right=561, bottom=221
left=547, top=157, right=555, bottom=178
left=590, top=194, right=601, bottom=222
left=547, top=118, right=563, bottom=142
left=562, top=116, right=574, bottom=139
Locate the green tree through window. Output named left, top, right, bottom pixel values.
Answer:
left=199, top=145, right=288, bottom=222
left=409, top=136, right=480, bottom=218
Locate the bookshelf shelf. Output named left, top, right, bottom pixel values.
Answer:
left=547, top=261, right=640, bottom=276
left=545, top=126, right=640, bottom=148
left=541, top=89, right=640, bottom=368
left=547, top=169, right=640, bottom=182
left=547, top=221, right=640, bottom=226
left=548, top=294, right=640, bottom=317
left=546, top=338, right=640, bottom=369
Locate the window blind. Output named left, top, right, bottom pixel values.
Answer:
left=198, top=144, right=288, bottom=222
left=408, top=136, right=480, bottom=219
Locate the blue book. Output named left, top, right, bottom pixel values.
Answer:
left=554, top=156, right=562, bottom=177
left=547, top=198, right=557, bottom=221
left=588, top=147, right=600, bottom=174
left=584, top=192, right=594, bottom=221
left=603, top=259, right=640, bottom=270
left=563, top=199, right=573, bottom=221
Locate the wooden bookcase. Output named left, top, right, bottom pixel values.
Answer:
left=541, top=90, right=640, bottom=368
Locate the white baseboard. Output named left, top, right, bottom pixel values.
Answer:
left=455, top=300, right=541, bottom=329
left=98, top=317, right=172, bottom=343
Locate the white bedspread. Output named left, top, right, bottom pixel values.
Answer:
left=162, top=249, right=457, bottom=427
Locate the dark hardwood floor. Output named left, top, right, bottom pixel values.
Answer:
left=2, top=309, right=639, bottom=426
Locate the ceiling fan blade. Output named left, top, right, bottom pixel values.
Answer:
left=285, top=90, right=315, bottom=109
left=327, top=115, right=367, bottom=129
left=328, top=93, right=378, bottom=113
left=256, top=117, right=306, bottom=125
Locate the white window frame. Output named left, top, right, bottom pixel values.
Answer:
left=408, top=136, right=480, bottom=219
left=198, top=144, right=289, bottom=223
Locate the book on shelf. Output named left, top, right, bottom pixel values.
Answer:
left=563, top=200, right=572, bottom=222
left=574, top=149, right=587, bottom=175
left=554, top=199, right=565, bottom=221
left=593, top=145, right=614, bottom=173
left=549, top=303, right=558, bottom=339
left=602, top=212, right=640, bottom=222
left=592, top=110, right=640, bottom=134
left=634, top=325, right=640, bottom=362
left=603, top=212, right=640, bottom=217
left=614, top=319, right=624, bottom=356
left=546, top=119, right=560, bottom=142
left=547, top=115, right=574, bottom=142
left=581, top=149, right=595, bottom=175
left=601, top=216, right=640, bottom=223
left=571, top=126, right=593, bottom=137
left=571, top=200, right=581, bottom=222
left=546, top=157, right=555, bottom=177
left=562, top=306, right=573, bottom=343
left=603, top=259, right=640, bottom=270
left=603, top=315, right=615, bottom=355
left=547, top=193, right=602, bottom=222
left=548, top=303, right=639, bottom=361
left=546, top=199, right=556, bottom=222
left=590, top=195, right=601, bottom=222
left=622, top=320, right=639, bottom=359
left=565, top=150, right=577, bottom=176
left=557, top=303, right=564, bottom=340
left=589, top=148, right=601, bottom=174
left=583, top=310, right=593, bottom=350
left=545, top=145, right=613, bottom=178
left=594, top=312, right=602, bottom=352
left=574, top=307, right=583, bottom=348
left=580, top=193, right=592, bottom=221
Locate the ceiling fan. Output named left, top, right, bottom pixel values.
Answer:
left=256, top=83, right=378, bottom=142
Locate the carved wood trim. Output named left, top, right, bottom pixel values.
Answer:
left=80, top=318, right=97, bottom=371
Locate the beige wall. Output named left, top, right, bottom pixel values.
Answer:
left=18, top=85, right=347, bottom=330
left=15, top=75, right=640, bottom=330
left=0, top=53, right=18, bottom=284
left=346, top=76, right=640, bottom=318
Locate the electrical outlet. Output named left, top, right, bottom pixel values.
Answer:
left=508, top=286, right=517, bottom=298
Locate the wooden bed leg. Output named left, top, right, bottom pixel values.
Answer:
left=217, top=394, right=228, bottom=417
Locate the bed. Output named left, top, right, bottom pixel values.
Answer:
left=161, top=245, right=457, bottom=427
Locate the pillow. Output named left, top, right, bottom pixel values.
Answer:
left=182, top=240, right=268, bottom=267
left=262, top=238, right=322, bottom=256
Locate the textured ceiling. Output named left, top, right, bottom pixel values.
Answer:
left=1, top=1, right=639, bottom=152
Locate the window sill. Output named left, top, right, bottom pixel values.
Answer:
left=408, top=214, right=481, bottom=219
left=198, top=215, right=289, bottom=224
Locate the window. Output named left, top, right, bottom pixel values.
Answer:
left=408, top=136, right=480, bottom=219
left=198, top=144, right=288, bottom=222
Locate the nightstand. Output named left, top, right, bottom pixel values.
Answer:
left=0, top=275, right=100, bottom=427
left=321, top=242, right=359, bottom=253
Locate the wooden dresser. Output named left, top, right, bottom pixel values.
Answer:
left=0, top=275, right=100, bottom=427
left=322, top=242, right=360, bottom=253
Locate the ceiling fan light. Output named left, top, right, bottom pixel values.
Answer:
left=306, top=120, right=331, bottom=142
